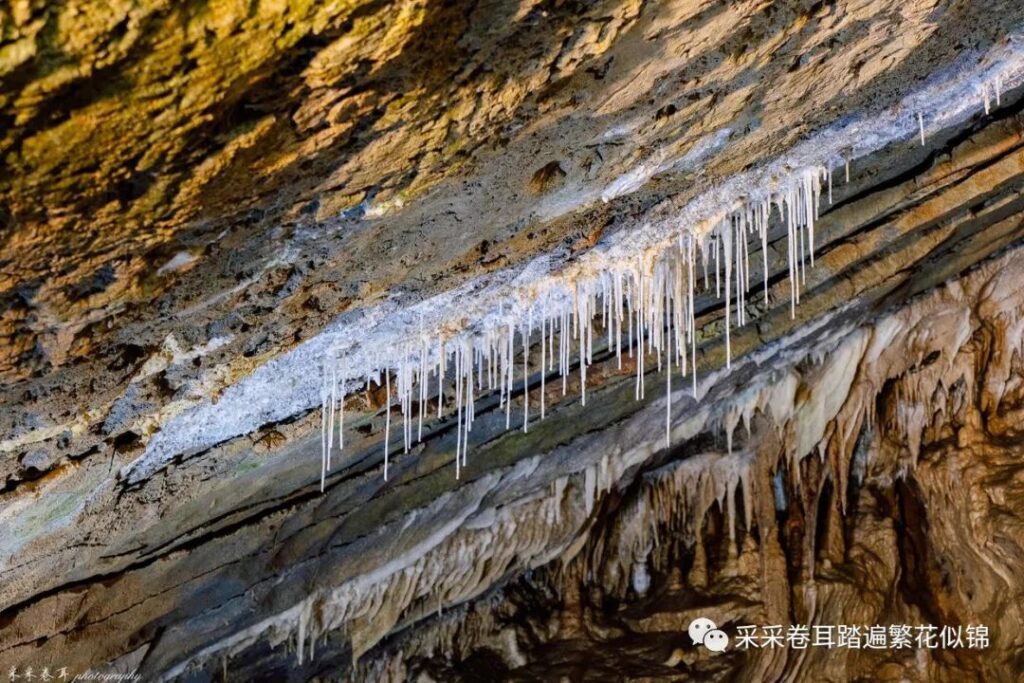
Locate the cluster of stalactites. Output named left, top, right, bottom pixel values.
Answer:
left=255, top=249, right=1024, bottom=677
left=316, top=167, right=830, bottom=489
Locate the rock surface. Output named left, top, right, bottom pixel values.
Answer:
left=2, top=1, right=1024, bottom=681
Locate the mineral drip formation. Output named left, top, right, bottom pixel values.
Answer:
left=319, top=168, right=827, bottom=488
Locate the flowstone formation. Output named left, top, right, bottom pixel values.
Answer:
left=356, top=246, right=1024, bottom=683
left=3, top=1, right=1024, bottom=681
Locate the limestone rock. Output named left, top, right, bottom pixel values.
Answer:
left=2, top=2, right=1024, bottom=681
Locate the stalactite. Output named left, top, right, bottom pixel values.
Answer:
left=384, top=369, right=391, bottom=481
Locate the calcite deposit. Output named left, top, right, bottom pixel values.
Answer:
left=2, top=1, right=1024, bottom=681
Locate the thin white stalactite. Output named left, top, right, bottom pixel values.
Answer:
left=723, top=219, right=732, bottom=369
left=688, top=233, right=697, bottom=398
left=401, top=352, right=409, bottom=454
left=785, top=195, right=795, bottom=319
left=506, top=325, right=513, bottom=430
left=794, top=188, right=802, bottom=286
left=418, top=342, right=425, bottom=442
left=464, top=341, right=472, bottom=468
left=327, top=363, right=336, bottom=474
left=455, top=346, right=462, bottom=479
left=562, top=311, right=569, bottom=394
left=338, top=372, right=344, bottom=452
left=477, top=345, right=483, bottom=393
left=549, top=309, right=555, bottom=373
left=806, top=169, right=817, bottom=267
left=437, top=337, right=444, bottom=419
left=760, top=202, right=769, bottom=305
left=627, top=277, right=634, bottom=358
left=523, top=315, right=530, bottom=433
left=743, top=211, right=751, bottom=299
left=499, top=329, right=506, bottom=408
left=384, top=369, right=391, bottom=481
left=320, top=369, right=328, bottom=493
left=580, top=289, right=588, bottom=407
left=665, top=300, right=672, bottom=449
left=636, top=257, right=644, bottom=401
left=540, top=313, right=546, bottom=419
left=737, top=217, right=745, bottom=327
left=714, top=235, right=721, bottom=298
left=616, top=272, right=623, bottom=369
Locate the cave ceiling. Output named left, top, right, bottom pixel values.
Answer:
left=2, top=1, right=1024, bottom=681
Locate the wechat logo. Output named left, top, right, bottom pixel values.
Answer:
left=689, top=617, right=729, bottom=653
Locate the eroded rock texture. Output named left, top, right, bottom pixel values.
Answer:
left=2, top=1, right=1024, bottom=681
left=356, top=247, right=1024, bottom=682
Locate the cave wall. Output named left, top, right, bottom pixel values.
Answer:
left=3, top=1, right=1024, bottom=681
